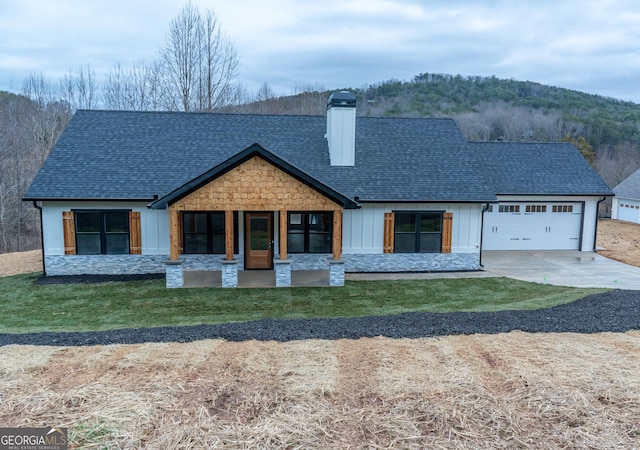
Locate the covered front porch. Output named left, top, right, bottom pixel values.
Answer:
left=153, top=146, right=358, bottom=288
left=165, top=209, right=346, bottom=288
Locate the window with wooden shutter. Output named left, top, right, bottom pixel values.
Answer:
left=62, top=211, right=76, bottom=255
left=129, top=211, right=142, bottom=254
left=389, top=211, right=451, bottom=253
left=383, top=212, right=394, bottom=253
left=442, top=212, right=452, bottom=253
left=72, top=210, right=132, bottom=255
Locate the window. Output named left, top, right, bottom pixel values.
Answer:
left=394, top=212, right=442, bottom=253
left=183, top=212, right=237, bottom=254
left=499, top=205, right=520, bottom=213
left=287, top=212, right=332, bottom=253
left=525, top=205, right=547, bottom=213
left=75, top=210, right=130, bottom=255
left=552, top=205, right=573, bottom=213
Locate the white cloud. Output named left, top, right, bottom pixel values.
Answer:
left=1, top=0, right=639, bottom=102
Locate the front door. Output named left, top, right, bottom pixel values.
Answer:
left=245, top=212, right=273, bottom=269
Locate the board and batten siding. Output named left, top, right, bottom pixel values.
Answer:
left=40, top=201, right=170, bottom=256
left=342, top=203, right=483, bottom=254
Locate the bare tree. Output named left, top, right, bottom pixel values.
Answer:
left=103, top=60, right=164, bottom=111
left=0, top=76, right=72, bottom=252
left=60, top=65, right=97, bottom=110
left=160, top=2, right=238, bottom=111
left=595, top=142, right=640, bottom=188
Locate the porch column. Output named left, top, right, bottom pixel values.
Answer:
left=332, top=210, right=343, bottom=260
left=279, top=209, right=288, bottom=260
left=169, top=208, right=180, bottom=260
left=225, top=209, right=234, bottom=260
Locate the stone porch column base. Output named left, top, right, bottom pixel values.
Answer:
left=274, top=259, right=292, bottom=287
left=165, top=258, right=185, bottom=288
left=221, top=260, right=238, bottom=288
left=329, top=259, right=345, bottom=286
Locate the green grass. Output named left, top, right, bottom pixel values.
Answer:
left=0, top=273, right=607, bottom=334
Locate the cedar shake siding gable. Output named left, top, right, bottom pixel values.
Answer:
left=151, top=144, right=358, bottom=210
left=167, top=156, right=345, bottom=212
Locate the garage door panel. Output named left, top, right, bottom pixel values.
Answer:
left=483, top=202, right=581, bottom=250
left=617, top=200, right=640, bottom=223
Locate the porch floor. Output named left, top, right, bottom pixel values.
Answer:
left=183, top=270, right=330, bottom=288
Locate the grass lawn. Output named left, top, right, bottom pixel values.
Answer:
left=0, top=273, right=607, bottom=334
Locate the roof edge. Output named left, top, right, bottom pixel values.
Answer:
left=22, top=197, right=156, bottom=203
left=356, top=199, right=495, bottom=204
left=494, top=192, right=614, bottom=197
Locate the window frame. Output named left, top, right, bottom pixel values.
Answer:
left=499, top=204, right=521, bottom=213
left=73, top=209, right=131, bottom=255
left=182, top=211, right=238, bottom=255
left=393, top=210, right=444, bottom=254
left=525, top=204, right=547, bottom=213
left=552, top=204, right=574, bottom=213
left=287, top=211, right=333, bottom=254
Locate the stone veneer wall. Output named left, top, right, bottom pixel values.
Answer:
left=289, top=253, right=480, bottom=273
left=45, top=255, right=167, bottom=276
left=45, top=252, right=480, bottom=276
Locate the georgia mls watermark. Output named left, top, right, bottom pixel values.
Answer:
left=0, top=427, right=67, bottom=450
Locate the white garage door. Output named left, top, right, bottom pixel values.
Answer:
left=483, top=202, right=582, bottom=250
left=617, top=200, right=640, bottom=223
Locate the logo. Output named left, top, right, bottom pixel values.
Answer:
left=0, top=427, right=67, bottom=450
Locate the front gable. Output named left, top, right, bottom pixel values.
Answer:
left=171, top=155, right=343, bottom=211
left=150, top=144, right=358, bottom=211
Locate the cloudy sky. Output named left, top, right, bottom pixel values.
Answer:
left=1, top=0, right=639, bottom=102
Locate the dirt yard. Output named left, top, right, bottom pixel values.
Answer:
left=597, top=219, right=640, bottom=266
left=0, top=249, right=41, bottom=277
left=0, top=220, right=639, bottom=448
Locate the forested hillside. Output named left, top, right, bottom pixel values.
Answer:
left=1, top=73, right=640, bottom=253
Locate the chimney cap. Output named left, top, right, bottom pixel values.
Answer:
left=327, top=91, right=356, bottom=108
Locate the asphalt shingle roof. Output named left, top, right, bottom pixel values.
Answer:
left=24, top=110, right=613, bottom=204
left=613, top=169, right=640, bottom=199
left=471, top=142, right=612, bottom=196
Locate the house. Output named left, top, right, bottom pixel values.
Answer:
left=23, top=92, right=613, bottom=287
left=612, top=169, right=640, bottom=223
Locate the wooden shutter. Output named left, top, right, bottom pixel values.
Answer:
left=383, top=212, right=394, bottom=253
left=442, top=212, right=453, bottom=253
left=62, top=211, right=76, bottom=255
left=129, top=211, right=142, bottom=254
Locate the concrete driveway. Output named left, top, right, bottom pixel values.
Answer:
left=481, top=250, right=640, bottom=290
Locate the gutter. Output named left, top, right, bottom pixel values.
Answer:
left=32, top=201, right=46, bottom=276
left=594, top=196, right=607, bottom=252
left=479, top=203, right=491, bottom=268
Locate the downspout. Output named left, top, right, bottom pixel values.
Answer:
left=594, top=197, right=607, bottom=252
left=479, top=203, right=490, bottom=268
left=32, top=201, right=46, bottom=276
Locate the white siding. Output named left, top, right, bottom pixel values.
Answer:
left=41, top=201, right=169, bottom=256
left=343, top=203, right=483, bottom=254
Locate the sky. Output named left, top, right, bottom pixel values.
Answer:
left=1, top=0, right=640, bottom=103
